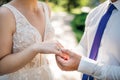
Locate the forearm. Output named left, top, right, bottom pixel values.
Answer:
left=78, top=57, right=120, bottom=80
left=0, top=44, right=37, bottom=75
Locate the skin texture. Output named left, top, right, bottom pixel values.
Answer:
left=0, top=0, right=63, bottom=75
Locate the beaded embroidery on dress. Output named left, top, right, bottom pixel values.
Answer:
left=2, top=2, right=54, bottom=80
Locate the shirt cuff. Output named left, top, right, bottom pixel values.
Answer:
left=77, top=57, right=98, bottom=75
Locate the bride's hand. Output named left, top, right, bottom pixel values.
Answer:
left=33, top=41, right=63, bottom=56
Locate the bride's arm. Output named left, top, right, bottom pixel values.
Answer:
left=0, top=7, right=62, bottom=75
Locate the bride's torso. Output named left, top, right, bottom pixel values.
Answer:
left=2, top=2, right=54, bottom=80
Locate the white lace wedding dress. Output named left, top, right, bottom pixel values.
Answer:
left=2, top=2, right=54, bottom=80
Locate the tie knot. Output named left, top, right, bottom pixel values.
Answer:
left=107, top=3, right=116, bottom=13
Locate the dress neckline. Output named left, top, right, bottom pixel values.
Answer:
left=6, top=3, right=47, bottom=42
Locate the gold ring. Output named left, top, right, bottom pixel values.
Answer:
left=57, top=48, right=61, bottom=51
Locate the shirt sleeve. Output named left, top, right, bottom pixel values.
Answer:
left=78, top=57, right=120, bottom=80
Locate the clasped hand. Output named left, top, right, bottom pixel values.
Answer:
left=55, top=49, right=81, bottom=71
left=48, top=41, right=81, bottom=71
left=36, top=40, right=81, bottom=71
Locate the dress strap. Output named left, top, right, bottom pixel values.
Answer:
left=2, top=4, right=22, bottom=22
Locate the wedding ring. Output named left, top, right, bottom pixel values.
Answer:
left=58, top=48, right=60, bottom=51
left=57, top=48, right=61, bottom=51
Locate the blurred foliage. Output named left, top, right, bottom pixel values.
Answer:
left=1, top=0, right=105, bottom=10
left=0, top=0, right=11, bottom=6
left=41, top=0, right=105, bottom=12
left=71, top=12, right=88, bottom=42
left=42, top=0, right=105, bottom=42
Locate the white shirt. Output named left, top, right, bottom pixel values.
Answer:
left=76, top=0, right=120, bottom=80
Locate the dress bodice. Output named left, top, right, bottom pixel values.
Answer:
left=2, top=2, right=54, bottom=80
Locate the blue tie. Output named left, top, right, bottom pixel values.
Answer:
left=82, top=3, right=116, bottom=80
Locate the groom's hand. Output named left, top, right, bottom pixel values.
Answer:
left=56, top=49, right=81, bottom=71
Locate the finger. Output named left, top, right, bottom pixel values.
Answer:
left=61, top=49, right=76, bottom=57
left=61, top=49, right=71, bottom=55
left=54, top=48, right=69, bottom=60
left=55, top=55, right=65, bottom=70
left=62, top=53, right=70, bottom=60
left=53, top=50, right=64, bottom=57
left=56, top=55, right=66, bottom=65
left=56, top=46, right=61, bottom=51
left=56, top=55, right=74, bottom=71
left=56, top=40, right=64, bottom=48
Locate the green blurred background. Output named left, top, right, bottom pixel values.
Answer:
left=43, top=0, right=106, bottom=42
left=1, top=0, right=105, bottom=42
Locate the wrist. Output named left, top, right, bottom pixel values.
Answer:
left=75, top=54, right=81, bottom=70
left=31, top=43, right=43, bottom=54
